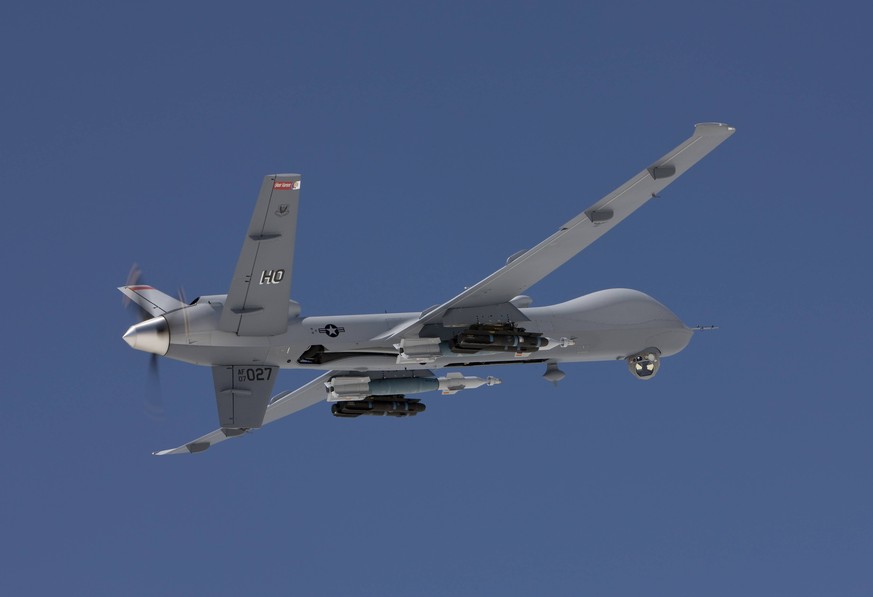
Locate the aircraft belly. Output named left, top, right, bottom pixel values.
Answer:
left=549, top=326, right=691, bottom=361
left=259, top=314, right=412, bottom=369
left=416, top=325, right=690, bottom=367
left=168, top=343, right=272, bottom=366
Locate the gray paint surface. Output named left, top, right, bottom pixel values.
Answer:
left=121, top=125, right=732, bottom=454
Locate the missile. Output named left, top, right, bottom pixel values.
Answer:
left=437, top=373, right=501, bottom=395
left=325, top=373, right=501, bottom=402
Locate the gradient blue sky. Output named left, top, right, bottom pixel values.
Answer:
left=2, top=2, right=871, bottom=595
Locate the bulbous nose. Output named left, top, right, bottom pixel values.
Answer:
left=122, top=316, right=170, bottom=355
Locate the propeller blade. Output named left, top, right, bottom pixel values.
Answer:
left=123, top=263, right=166, bottom=420
left=144, top=354, right=165, bottom=420
left=177, top=286, right=191, bottom=339
left=123, top=262, right=153, bottom=322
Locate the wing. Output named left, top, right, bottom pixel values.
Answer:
left=378, top=123, right=735, bottom=341
left=153, top=371, right=334, bottom=455
left=218, top=174, right=302, bottom=336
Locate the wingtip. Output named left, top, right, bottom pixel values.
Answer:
left=694, top=122, right=736, bottom=136
left=153, top=441, right=212, bottom=456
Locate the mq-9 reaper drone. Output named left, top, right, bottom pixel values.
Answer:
left=120, top=123, right=735, bottom=454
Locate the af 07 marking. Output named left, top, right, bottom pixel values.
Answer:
left=236, top=367, right=272, bottom=382
left=259, top=269, right=285, bottom=285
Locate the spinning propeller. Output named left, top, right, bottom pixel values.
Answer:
left=123, top=263, right=176, bottom=420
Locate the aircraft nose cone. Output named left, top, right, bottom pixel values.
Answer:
left=122, top=316, right=170, bottom=355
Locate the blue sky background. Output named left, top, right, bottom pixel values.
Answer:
left=2, top=1, right=871, bottom=595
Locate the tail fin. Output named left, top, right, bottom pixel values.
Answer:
left=119, top=285, right=186, bottom=318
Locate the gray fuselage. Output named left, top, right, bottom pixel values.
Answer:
left=159, top=288, right=692, bottom=372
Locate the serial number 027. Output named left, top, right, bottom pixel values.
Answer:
left=236, top=367, right=273, bottom=382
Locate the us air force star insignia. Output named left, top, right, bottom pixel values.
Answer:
left=275, top=204, right=290, bottom=217
left=318, top=324, right=345, bottom=337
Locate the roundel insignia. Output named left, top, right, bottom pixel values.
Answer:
left=318, top=324, right=345, bottom=337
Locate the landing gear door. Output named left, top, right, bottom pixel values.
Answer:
left=212, top=365, right=279, bottom=429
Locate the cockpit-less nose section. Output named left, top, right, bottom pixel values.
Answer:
left=119, top=123, right=734, bottom=454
